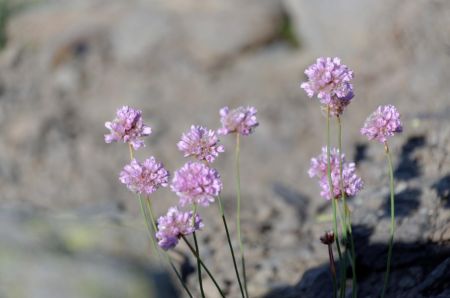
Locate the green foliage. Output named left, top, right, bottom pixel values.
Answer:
left=279, top=12, right=300, bottom=48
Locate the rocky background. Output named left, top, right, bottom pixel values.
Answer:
left=0, top=0, right=449, bottom=297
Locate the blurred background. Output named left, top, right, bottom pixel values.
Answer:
left=0, top=0, right=449, bottom=297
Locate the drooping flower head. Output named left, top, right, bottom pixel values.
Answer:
left=218, top=106, right=258, bottom=136
left=105, top=106, right=152, bottom=150
left=309, top=147, right=363, bottom=200
left=156, top=207, right=203, bottom=250
left=177, top=125, right=225, bottom=163
left=119, top=157, right=169, bottom=195
left=361, top=105, right=403, bottom=143
left=171, top=162, right=222, bottom=207
left=301, top=57, right=354, bottom=116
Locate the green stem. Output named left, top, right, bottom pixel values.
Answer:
left=381, top=143, right=395, bottom=298
left=327, top=107, right=343, bottom=297
left=337, top=116, right=357, bottom=298
left=145, top=198, right=158, bottom=232
left=218, top=196, right=246, bottom=298
left=191, top=205, right=205, bottom=298
left=235, top=133, right=249, bottom=298
left=182, top=236, right=226, bottom=298
left=193, top=232, right=205, bottom=298
left=138, top=195, right=161, bottom=261
left=146, top=202, right=192, bottom=296
left=347, top=223, right=357, bottom=298
left=146, top=199, right=193, bottom=298
left=167, top=257, right=193, bottom=298
left=130, top=146, right=192, bottom=298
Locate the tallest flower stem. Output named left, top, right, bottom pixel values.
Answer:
left=235, top=133, right=249, bottom=298
left=381, top=142, right=395, bottom=298
left=326, top=107, right=343, bottom=297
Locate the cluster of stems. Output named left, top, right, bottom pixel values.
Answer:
left=128, top=136, right=249, bottom=298
left=324, top=107, right=397, bottom=298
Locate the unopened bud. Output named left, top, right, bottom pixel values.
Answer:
left=320, top=230, right=335, bottom=245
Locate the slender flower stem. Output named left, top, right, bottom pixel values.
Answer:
left=218, top=196, right=246, bottom=298
left=191, top=205, right=205, bottom=298
left=167, top=257, right=193, bottom=298
left=235, top=133, right=249, bottom=298
left=326, top=107, right=343, bottom=297
left=193, top=232, right=205, bottom=298
left=145, top=198, right=158, bottom=233
left=337, top=116, right=357, bottom=298
left=146, top=199, right=193, bottom=298
left=138, top=195, right=161, bottom=261
left=181, top=236, right=226, bottom=298
left=381, top=142, right=395, bottom=298
left=129, top=144, right=193, bottom=298
left=347, top=222, right=357, bottom=298
left=129, top=145, right=160, bottom=260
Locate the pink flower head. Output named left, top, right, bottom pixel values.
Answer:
left=318, top=162, right=364, bottom=200
left=156, top=207, right=203, bottom=250
left=119, top=157, right=169, bottom=195
left=171, top=162, right=222, bottom=207
left=301, top=57, right=354, bottom=115
left=309, top=147, right=363, bottom=200
left=177, top=125, right=225, bottom=163
left=308, top=147, right=344, bottom=179
left=218, top=106, right=258, bottom=136
left=105, top=106, right=152, bottom=150
left=361, top=105, right=403, bottom=143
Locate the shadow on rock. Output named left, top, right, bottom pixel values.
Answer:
left=394, top=136, right=426, bottom=181
left=432, top=174, right=450, bottom=208
left=353, top=142, right=369, bottom=166
left=382, top=188, right=422, bottom=218
left=263, top=224, right=450, bottom=298
left=272, top=182, right=310, bottom=223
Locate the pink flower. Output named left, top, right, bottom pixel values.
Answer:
left=309, top=147, right=363, bottom=200
left=301, top=57, right=354, bottom=116
left=177, top=125, right=225, bottom=163
left=119, top=157, right=169, bottom=195
left=156, top=207, right=203, bottom=250
left=318, top=162, right=364, bottom=200
left=105, top=106, right=152, bottom=150
left=361, top=105, right=403, bottom=143
left=308, top=147, right=344, bottom=180
left=218, top=106, right=258, bottom=136
left=171, top=162, right=222, bottom=207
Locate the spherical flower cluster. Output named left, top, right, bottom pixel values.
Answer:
left=218, top=106, right=258, bottom=136
left=361, top=105, right=403, bottom=143
left=177, top=125, right=225, bottom=163
left=119, top=157, right=169, bottom=195
left=308, top=147, right=344, bottom=179
left=156, top=207, right=203, bottom=250
left=105, top=106, right=152, bottom=150
left=309, top=147, right=363, bottom=200
left=301, top=57, right=354, bottom=116
left=171, top=162, right=222, bottom=207
left=318, top=162, right=364, bottom=200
